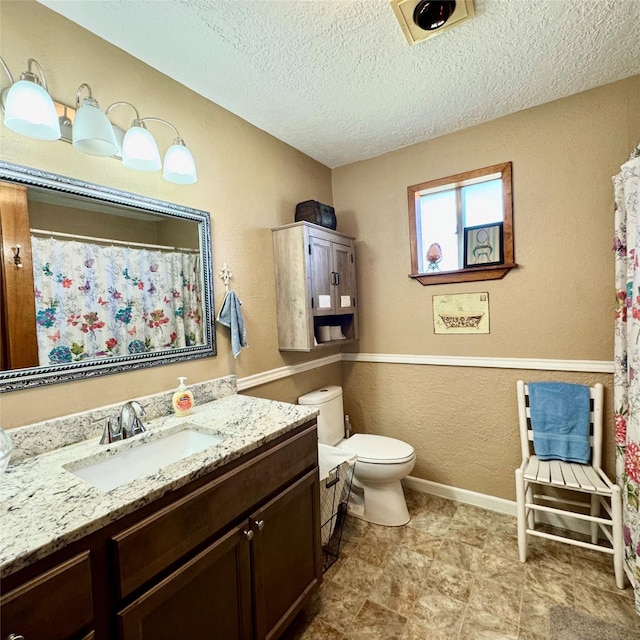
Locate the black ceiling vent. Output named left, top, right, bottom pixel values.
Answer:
left=413, top=1, right=456, bottom=31
left=390, top=0, right=475, bottom=45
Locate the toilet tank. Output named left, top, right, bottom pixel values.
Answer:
left=298, top=386, right=345, bottom=446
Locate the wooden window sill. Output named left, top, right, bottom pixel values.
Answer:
left=409, top=263, right=517, bottom=286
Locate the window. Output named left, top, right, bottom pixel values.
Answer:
left=408, top=162, right=515, bottom=285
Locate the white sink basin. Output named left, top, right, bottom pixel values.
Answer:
left=67, top=428, right=225, bottom=492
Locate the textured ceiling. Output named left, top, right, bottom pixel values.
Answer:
left=39, top=0, right=640, bottom=168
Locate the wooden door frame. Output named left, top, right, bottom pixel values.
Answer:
left=0, top=181, right=38, bottom=369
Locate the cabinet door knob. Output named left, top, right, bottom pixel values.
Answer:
left=244, top=529, right=254, bottom=541
left=6, top=634, right=26, bottom=640
left=255, top=519, right=265, bottom=531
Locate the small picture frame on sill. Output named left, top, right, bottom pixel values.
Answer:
left=464, top=222, right=504, bottom=268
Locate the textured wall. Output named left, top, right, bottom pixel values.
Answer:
left=333, top=77, right=640, bottom=500
left=242, top=362, right=342, bottom=406
left=332, top=77, right=639, bottom=359
left=342, top=363, right=614, bottom=500
left=0, top=1, right=334, bottom=428
left=2, top=2, right=638, bottom=507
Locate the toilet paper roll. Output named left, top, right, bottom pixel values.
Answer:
left=317, top=326, right=331, bottom=342
left=330, top=325, right=345, bottom=340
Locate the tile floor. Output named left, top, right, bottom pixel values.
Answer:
left=281, top=488, right=639, bottom=640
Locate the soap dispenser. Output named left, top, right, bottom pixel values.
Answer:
left=172, top=377, right=194, bottom=417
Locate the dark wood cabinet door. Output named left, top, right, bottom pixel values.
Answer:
left=309, top=236, right=334, bottom=316
left=118, top=523, right=252, bottom=640
left=0, top=552, right=93, bottom=640
left=112, top=423, right=318, bottom=600
left=251, top=469, right=322, bottom=640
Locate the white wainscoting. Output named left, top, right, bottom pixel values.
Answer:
left=236, top=353, right=342, bottom=391
left=341, top=353, right=614, bottom=373
left=236, top=354, right=611, bottom=536
left=237, top=353, right=613, bottom=391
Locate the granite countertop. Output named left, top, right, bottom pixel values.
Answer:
left=0, top=394, right=318, bottom=579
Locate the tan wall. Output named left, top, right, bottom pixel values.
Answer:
left=342, top=364, right=615, bottom=500
left=28, top=201, right=163, bottom=244
left=0, top=1, right=334, bottom=428
left=2, top=1, right=638, bottom=504
left=333, top=77, right=639, bottom=359
left=333, top=77, right=640, bottom=500
left=242, top=362, right=342, bottom=405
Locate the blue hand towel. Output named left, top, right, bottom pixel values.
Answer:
left=216, top=291, right=247, bottom=358
left=528, top=382, right=591, bottom=464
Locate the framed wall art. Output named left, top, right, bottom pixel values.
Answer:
left=433, top=292, right=490, bottom=334
left=463, top=222, right=504, bottom=268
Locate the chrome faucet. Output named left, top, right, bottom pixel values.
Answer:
left=99, top=400, right=146, bottom=444
left=120, top=400, right=146, bottom=438
left=99, top=416, right=123, bottom=444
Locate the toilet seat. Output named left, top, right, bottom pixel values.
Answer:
left=338, top=434, right=415, bottom=464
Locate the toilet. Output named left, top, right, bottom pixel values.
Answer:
left=299, top=386, right=415, bottom=526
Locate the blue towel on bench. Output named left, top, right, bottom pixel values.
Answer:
left=528, top=382, right=591, bottom=464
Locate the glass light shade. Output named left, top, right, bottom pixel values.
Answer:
left=122, top=125, right=161, bottom=171
left=72, top=98, right=118, bottom=156
left=3, top=79, right=61, bottom=140
left=163, top=143, right=197, bottom=185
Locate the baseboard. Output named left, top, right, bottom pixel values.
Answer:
left=402, top=476, right=517, bottom=515
left=402, top=476, right=593, bottom=536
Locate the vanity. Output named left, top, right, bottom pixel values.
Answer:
left=0, top=383, right=321, bottom=640
left=0, top=163, right=322, bottom=638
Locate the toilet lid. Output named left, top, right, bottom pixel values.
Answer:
left=338, top=434, right=415, bottom=464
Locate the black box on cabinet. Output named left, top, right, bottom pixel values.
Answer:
left=295, top=200, right=337, bottom=230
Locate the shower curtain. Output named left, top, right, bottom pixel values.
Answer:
left=613, top=141, right=640, bottom=611
left=31, top=237, right=203, bottom=366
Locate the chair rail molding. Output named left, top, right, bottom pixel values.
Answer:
left=236, top=353, right=613, bottom=392
left=236, top=354, right=343, bottom=391
left=340, top=353, right=613, bottom=374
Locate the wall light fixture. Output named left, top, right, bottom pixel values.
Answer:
left=0, top=57, right=61, bottom=140
left=0, top=56, right=198, bottom=185
left=72, top=83, right=118, bottom=157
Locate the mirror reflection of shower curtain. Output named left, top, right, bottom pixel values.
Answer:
left=613, top=142, right=640, bottom=612
left=31, top=237, right=203, bottom=366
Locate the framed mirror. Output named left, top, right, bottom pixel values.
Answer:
left=0, top=161, right=215, bottom=392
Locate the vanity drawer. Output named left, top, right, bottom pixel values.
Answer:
left=0, top=551, right=93, bottom=640
left=112, top=423, right=317, bottom=599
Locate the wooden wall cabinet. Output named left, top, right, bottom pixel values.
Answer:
left=1, top=421, right=321, bottom=640
left=272, top=222, right=358, bottom=351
